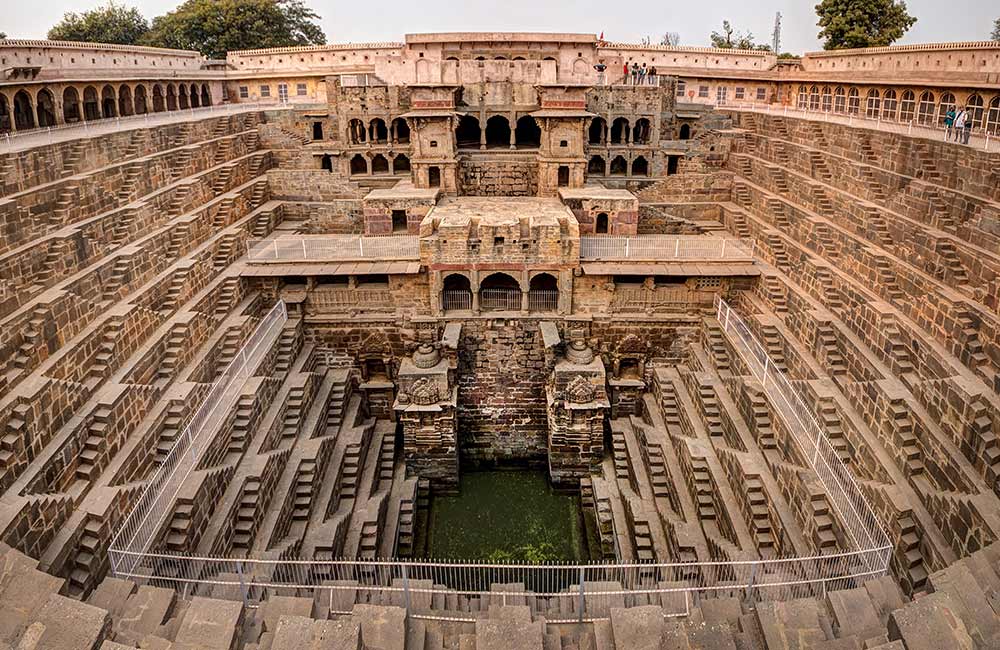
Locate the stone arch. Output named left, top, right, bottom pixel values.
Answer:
left=678, top=123, right=691, bottom=140
left=966, top=93, right=985, bottom=128
left=166, top=84, right=177, bottom=111
left=13, top=90, right=34, bottom=130
left=455, top=115, right=480, bottom=148
left=189, top=83, right=200, bottom=108
left=118, top=85, right=134, bottom=116
left=369, top=118, right=388, bottom=143
left=631, top=155, right=649, bottom=176
left=900, top=90, right=916, bottom=122
left=609, top=155, right=627, bottom=176
left=881, top=88, right=897, bottom=120
left=62, top=86, right=81, bottom=123
left=152, top=84, right=165, bottom=112
left=83, top=86, right=100, bottom=120
left=415, top=58, right=433, bottom=83
left=178, top=84, right=189, bottom=109
left=36, top=88, right=56, bottom=127
left=834, top=86, right=846, bottom=113
left=848, top=87, right=860, bottom=115
left=484, top=115, right=511, bottom=148
left=632, top=118, right=651, bottom=144
left=442, top=273, right=472, bottom=312
left=348, top=118, right=367, bottom=144
left=0, top=94, right=10, bottom=133
left=371, top=153, right=390, bottom=174
left=201, top=84, right=211, bottom=106
left=588, top=155, right=606, bottom=175
left=515, top=115, right=540, bottom=147
left=134, top=85, right=148, bottom=114
left=479, top=272, right=522, bottom=312
left=350, top=154, right=368, bottom=174
left=917, top=91, right=935, bottom=124
left=394, top=154, right=411, bottom=173
left=589, top=117, right=606, bottom=145
left=391, top=117, right=410, bottom=143
left=101, top=85, right=117, bottom=117
left=986, top=96, right=1000, bottom=136
left=528, top=272, right=558, bottom=312
left=595, top=212, right=609, bottom=234
left=610, top=117, right=629, bottom=144
left=937, top=92, right=956, bottom=126
left=865, top=88, right=880, bottom=118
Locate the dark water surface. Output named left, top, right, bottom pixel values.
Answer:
left=424, top=470, right=587, bottom=562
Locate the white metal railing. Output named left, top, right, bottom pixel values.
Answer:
left=0, top=102, right=286, bottom=152
left=108, top=301, right=287, bottom=576
left=480, top=287, right=523, bottom=312
left=246, top=235, right=420, bottom=262
left=721, top=101, right=1000, bottom=153
left=714, top=296, right=892, bottom=559
left=580, top=235, right=755, bottom=262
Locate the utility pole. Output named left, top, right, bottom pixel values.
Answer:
left=772, top=12, right=782, bottom=55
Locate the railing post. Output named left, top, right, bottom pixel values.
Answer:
left=577, top=566, right=586, bottom=623
left=744, top=562, right=758, bottom=603
left=301, top=239, right=308, bottom=260
left=762, top=356, right=769, bottom=388
left=402, top=564, right=411, bottom=618
left=674, top=238, right=680, bottom=258
left=721, top=239, right=727, bottom=258
left=236, top=560, right=249, bottom=608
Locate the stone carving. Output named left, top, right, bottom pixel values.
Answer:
left=565, top=376, right=596, bottom=404
left=407, top=377, right=440, bottom=405
left=412, top=343, right=441, bottom=369
left=565, top=339, right=595, bottom=364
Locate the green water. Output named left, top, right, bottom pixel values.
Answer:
left=423, top=470, right=587, bottom=562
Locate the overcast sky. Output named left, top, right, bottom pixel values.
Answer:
left=3, top=0, right=996, bottom=55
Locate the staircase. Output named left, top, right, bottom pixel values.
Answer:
left=859, top=166, right=887, bottom=202
left=88, top=321, right=120, bottom=380
left=925, top=188, right=954, bottom=230
left=733, top=183, right=752, bottom=210
left=817, top=401, right=851, bottom=465
left=213, top=277, right=240, bottom=318
left=155, top=403, right=187, bottom=465
left=736, top=156, right=753, bottom=177
left=232, top=478, right=261, bottom=552
left=340, top=443, right=362, bottom=500
left=766, top=197, right=790, bottom=229
left=857, top=137, right=878, bottom=163
left=280, top=386, right=306, bottom=443
left=815, top=222, right=837, bottom=258
left=890, top=401, right=924, bottom=477
left=274, top=327, right=298, bottom=374
left=704, top=324, right=731, bottom=371
left=61, top=141, right=87, bottom=178
left=249, top=180, right=268, bottom=208
left=934, top=239, right=969, bottom=286
left=817, top=325, right=846, bottom=375
left=691, top=457, right=717, bottom=522
left=810, top=185, right=834, bottom=216
left=883, top=323, right=915, bottom=375
left=166, top=223, right=190, bottom=258
left=749, top=391, right=777, bottom=451
left=807, top=122, right=828, bottom=148
left=810, top=492, right=838, bottom=551
left=212, top=233, right=239, bottom=271
left=293, top=459, right=317, bottom=521
left=212, top=197, right=237, bottom=229
left=731, top=213, right=751, bottom=238
left=815, top=267, right=843, bottom=312
left=170, top=123, right=192, bottom=148
left=611, top=429, right=630, bottom=481
left=228, top=396, right=255, bottom=458
left=864, top=207, right=893, bottom=248
left=769, top=167, right=789, bottom=194
left=770, top=140, right=790, bottom=165
left=51, top=183, right=78, bottom=227
left=66, top=518, right=105, bottom=599
left=378, top=431, right=396, bottom=488
left=745, top=476, right=776, bottom=556
left=760, top=326, right=788, bottom=372
left=873, top=257, right=905, bottom=303
left=763, top=275, right=788, bottom=312
left=212, top=165, right=234, bottom=194
left=166, top=185, right=192, bottom=218
left=109, top=207, right=140, bottom=247
left=76, top=407, right=111, bottom=484
left=102, top=257, right=132, bottom=303
left=898, top=515, right=928, bottom=591
left=770, top=117, right=790, bottom=138
left=170, top=149, right=193, bottom=181
left=914, top=143, right=942, bottom=182
left=116, top=163, right=143, bottom=203
left=697, top=384, right=724, bottom=438
left=123, top=130, right=147, bottom=159
left=807, top=150, right=832, bottom=182
left=158, top=325, right=188, bottom=381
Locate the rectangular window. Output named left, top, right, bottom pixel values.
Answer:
left=296, top=83, right=307, bottom=96
left=756, top=87, right=766, bottom=101
left=735, top=87, right=745, bottom=99
left=675, top=81, right=686, bottom=98
left=238, top=86, right=249, bottom=99
left=259, top=85, right=270, bottom=97
left=698, top=85, right=709, bottom=98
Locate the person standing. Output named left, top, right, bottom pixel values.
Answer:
left=953, top=108, right=967, bottom=144
left=962, top=107, right=973, bottom=144
left=944, top=107, right=956, bottom=141
left=649, top=65, right=657, bottom=86
left=623, top=62, right=629, bottom=84
left=594, top=62, right=607, bottom=85
left=631, top=62, right=640, bottom=85
left=639, top=63, right=647, bottom=85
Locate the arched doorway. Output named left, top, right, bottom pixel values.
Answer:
left=515, top=115, right=541, bottom=147
left=678, top=123, right=691, bottom=140
left=485, top=115, right=511, bottom=148
left=189, top=84, right=200, bottom=108
left=528, top=273, right=558, bottom=312
left=62, top=87, right=81, bottom=123
left=13, top=90, right=34, bottom=130
left=371, top=154, right=389, bottom=174
left=312, top=121, right=324, bottom=140
left=479, top=272, right=522, bottom=312
left=134, top=85, right=148, bottom=114
left=632, top=118, right=651, bottom=144
left=611, top=117, right=629, bottom=144
left=558, top=165, right=570, bottom=187
left=83, top=86, right=100, bottom=120
left=588, top=156, right=606, bottom=175
left=350, top=154, right=368, bottom=174
left=589, top=117, right=606, bottom=145
left=394, top=154, right=411, bottom=173
left=348, top=118, right=366, bottom=144
left=152, top=85, right=165, bottom=112
left=101, top=85, right=117, bottom=118
left=178, top=85, right=189, bottom=109
left=442, top=274, right=472, bottom=312
left=166, top=84, right=177, bottom=111
left=428, top=166, right=441, bottom=187
left=391, top=117, right=410, bottom=144
left=201, top=84, right=211, bottom=106
left=631, top=156, right=649, bottom=176
left=369, top=118, right=388, bottom=144
left=610, top=155, right=627, bottom=176
left=118, top=85, right=134, bottom=116
left=36, top=89, right=56, bottom=127
left=455, top=115, right=480, bottom=148
left=595, top=213, right=609, bottom=234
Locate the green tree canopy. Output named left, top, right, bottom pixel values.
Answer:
left=47, top=2, right=149, bottom=45
left=709, top=20, right=771, bottom=51
left=141, top=0, right=325, bottom=59
left=815, top=0, right=917, bottom=50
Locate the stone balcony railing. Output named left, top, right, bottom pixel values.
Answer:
left=579, top=235, right=755, bottom=262
left=246, top=234, right=420, bottom=262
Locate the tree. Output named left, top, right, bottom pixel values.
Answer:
left=0, top=33, right=7, bottom=40
left=660, top=32, right=680, bottom=47
left=710, top=20, right=768, bottom=50
left=142, top=0, right=325, bottom=59
left=992, top=18, right=1000, bottom=41
left=815, top=0, right=917, bottom=50
left=47, top=2, right=149, bottom=45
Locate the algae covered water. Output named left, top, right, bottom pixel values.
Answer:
left=424, top=470, right=587, bottom=562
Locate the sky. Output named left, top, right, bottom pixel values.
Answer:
left=2, top=0, right=996, bottom=55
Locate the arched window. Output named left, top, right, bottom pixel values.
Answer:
left=428, top=166, right=441, bottom=188
left=189, top=83, right=200, bottom=108
left=0, top=95, right=9, bottom=133
left=848, top=88, right=860, bottom=115
left=391, top=117, right=410, bottom=144
left=678, top=123, right=691, bottom=140
left=528, top=273, right=558, bottom=312
left=631, top=156, right=649, bottom=176
left=479, top=273, right=522, bottom=312
left=166, top=84, right=177, bottom=111
left=201, top=84, right=211, bottom=107
left=808, top=85, right=820, bottom=110
left=865, top=89, right=880, bottom=118
left=484, top=115, right=511, bottom=148
left=350, top=154, right=367, bottom=175
left=13, top=90, right=35, bottom=130
left=881, top=89, right=897, bottom=120
left=986, top=96, right=1000, bottom=136
left=62, top=87, right=81, bottom=123
left=797, top=85, right=808, bottom=109
left=609, top=155, right=627, bottom=176
left=394, top=154, right=411, bottom=173
left=595, top=212, right=609, bottom=234
left=917, top=91, right=935, bottom=125
left=369, top=118, right=388, bottom=143
left=937, top=93, right=956, bottom=127
left=371, top=153, right=389, bottom=174
left=589, top=117, right=606, bottom=145
left=966, top=94, right=985, bottom=128
left=455, top=115, right=480, bottom=147
left=515, top=115, right=541, bottom=147
left=899, top=90, right=915, bottom=122
left=610, top=117, right=629, bottom=144
left=178, top=84, right=189, bottom=109
left=442, top=274, right=472, bottom=312
left=632, top=118, right=652, bottom=144
left=821, top=86, right=832, bottom=112
left=118, top=85, right=134, bottom=116
left=134, top=85, right=148, bottom=114
left=101, top=85, right=117, bottom=117
left=152, top=84, right=165, bottom=113
left=834, top=87, right=846, bottom=113
left=348, top=118, right=367, bottom=144
left=36, top=88, right=56, bottom=127
left=588, top=155, right=606, bottom=175
left=83, top=86, right=100, bottom=120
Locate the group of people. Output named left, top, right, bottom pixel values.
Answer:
left=943, top=107, right=975, bottom=145
left=592, top=61, right=657, bottom=86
